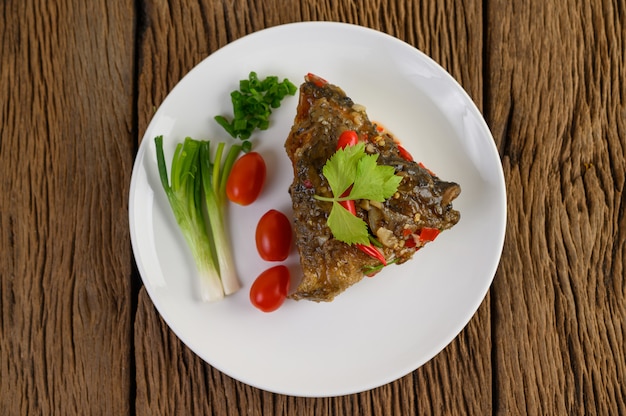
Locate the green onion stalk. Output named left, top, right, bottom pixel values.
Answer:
left=154, top=136, right=242, bottom=302
left=198, top=141, right=242, bottom=295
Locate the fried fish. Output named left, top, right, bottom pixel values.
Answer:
left=285, top=74, right=460, bottom=302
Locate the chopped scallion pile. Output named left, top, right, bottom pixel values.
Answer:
left=214, top=71, right=297, bottom=143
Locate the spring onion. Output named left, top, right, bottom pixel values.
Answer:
left=214, top=71, right=297, bottom=143
left=155, top=135, right=242, bottom=301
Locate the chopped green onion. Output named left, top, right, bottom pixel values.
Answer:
left=214, top=71, right=297, bottom=144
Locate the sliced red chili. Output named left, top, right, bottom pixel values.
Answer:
left=336, top=132, right=357, bottom=215
left=397, top=144, right=414, bottom=162
left=340, top=199, right=356, bottom=215
left=338, top=186, right=356, bottom=214
left=419, top=227, right=440, bottom=242
left=337, top=130, right=359, bottom=149
left=404, top=237, right=417, bottom=248
left=306, top=73, right=327, bottom=87
left=356, top=243, right=387, bottom=266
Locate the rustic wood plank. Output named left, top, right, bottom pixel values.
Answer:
left=134, top=0, right=489, bottom=414
left=0, top=0, right=135, bottom=414
left=487, top=0, right=626, bottom=414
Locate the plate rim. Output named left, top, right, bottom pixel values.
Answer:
left=129, top=21, right=507, bottom=397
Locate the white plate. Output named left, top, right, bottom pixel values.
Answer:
left=129, top=22, right=506, bottom=397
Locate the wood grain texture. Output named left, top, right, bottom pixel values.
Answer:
left=487, top=0, right=626, bottom=414
left=2, top=0, right=624, bottom=414
left=135, top=290, right=490, bottom=415
left=134, top=1, right=490, bottom=415
left=0, top=0, right=135, bottom=414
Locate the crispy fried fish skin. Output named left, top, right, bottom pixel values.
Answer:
left=285, top=75, right=460, bottom=302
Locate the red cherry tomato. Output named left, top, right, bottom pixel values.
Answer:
left=255, top=209, right=292, bottom=261
left=226, top=152, right=266, bottom=205
left=250, top=265, right=290, bottom=312
left=337, top=130, right=359, bottom=149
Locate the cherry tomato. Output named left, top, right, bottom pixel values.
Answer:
left=337, top=130, right=359, bottom=149
left=255, top=209, right=292, bottom=261
left=226, top=152, right=266, bottom=205
left=250, top=265, right=290, bottom=312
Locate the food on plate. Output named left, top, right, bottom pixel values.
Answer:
left=312, top=136, right=402, bottom=261
left=154, top=136, right=242, bottom=301
left=226, top=151, right=267, bottom=206
left=284, top=74, right=461, bottom=302
left=250, top=265, right=291, bottom=312
left=255, top=209, right=293, bottom=261
left=214, top=71, right=297, bottom=147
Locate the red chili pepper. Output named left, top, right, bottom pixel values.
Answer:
left=338, top=186, right=356, bottom=214
left=404, top=237, right=417, bottom=248
left=397, top=144, right=414, bottom=162
left=339, top=198, right=356, bottom=215
left=356, top=243, right=387, bottom=266
left=419, top=227, right=440, bottom=242
left=306, top=73, right=327, bottom=87
left=337, top=133, right=357, bottom=215
left=337, top=130, right=359, bottom=149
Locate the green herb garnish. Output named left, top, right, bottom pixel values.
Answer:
left=314, top=143, right=402, bottom=245
left=214, top=71, right=297, bottom=142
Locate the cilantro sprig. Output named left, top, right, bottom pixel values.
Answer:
left=314, top=143, right=402, bottom=245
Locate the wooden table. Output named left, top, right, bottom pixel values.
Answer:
left=2, top=0, right=624, bottom=414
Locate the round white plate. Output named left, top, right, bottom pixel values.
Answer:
left=129, top=22, right=506, bottom=397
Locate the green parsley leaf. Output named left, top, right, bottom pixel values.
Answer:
left=350, top=154, right=402, bottom=201
left=315, top=143, right=402, bottom=245
left=327, top=201, right=371, bottom=245
left=322, top=142, right=366, bottom=196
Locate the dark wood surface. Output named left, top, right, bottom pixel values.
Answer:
left=1, top=0, right=624, bottom=414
